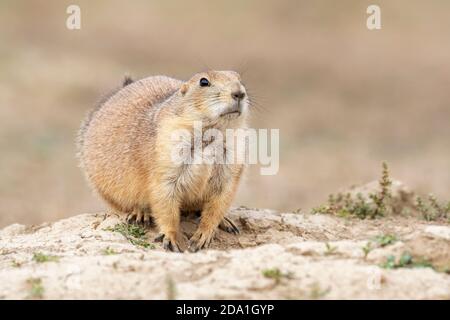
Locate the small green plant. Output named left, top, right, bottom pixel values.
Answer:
left=373, top=234, right=397, bottom=247
left=27, top=278, right=44, bottom=299
left=309, top=282, right=330, bottom=299
left=312, top=162, right=393, bottom=219
left=105, top=223, right=154, bottom=249
left=108, top=223, right=146, bottom=238
left=369, top=162, right=392, bottom=218
left=103, top=247, right=117, bottom=255
left=352, top=193, right=372, bottom=218
left=429, top=194, right=441, bottom=212
left=324, top=242, right=337, bottom=255
left=381, top=255, right=397, bottom=269
left=32, top=252, right=59, bottom=263
left=362, top=242, right=372, bottom=259
left=415, top=196, right=429, bottom=220
left=262, top=268, right=293, bottom=284
left=262, top=268, right=282, bottom=279
left=415, top=195, right=449, bottom=221
left=380, top=252, right=433, bottom=270
left=311, top=205, right=332, bottom=215
left=362, top=234, right=396, bottom=259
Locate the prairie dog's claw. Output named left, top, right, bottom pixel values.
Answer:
left=188, top=230, right=214, bottom=252
left=126, top=210, right=153, bottom=227
left=161, top=234, right=183, bottom=252
left=218, top=217, right=240, bottom=235
left=154, top=233, right=164, bottom=242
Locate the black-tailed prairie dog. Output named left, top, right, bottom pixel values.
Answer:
left=77, top=71, right=249, bottom=252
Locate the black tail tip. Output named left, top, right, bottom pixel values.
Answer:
left=123, top=75, right=134, bottom=87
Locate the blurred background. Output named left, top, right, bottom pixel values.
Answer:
left=1, top=0, right=449, bottom=227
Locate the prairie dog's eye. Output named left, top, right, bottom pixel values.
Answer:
left=199, top=78, right=210, bottom=87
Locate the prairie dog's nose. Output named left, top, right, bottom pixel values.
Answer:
left=231, top=82, right=245, bottom=101
left=231, top=88, right=245, bottom=101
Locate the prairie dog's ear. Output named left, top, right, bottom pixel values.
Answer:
left=180, top=83, right=189, bottom=95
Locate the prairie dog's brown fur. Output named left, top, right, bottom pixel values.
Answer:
left=77, top=71, right=249, bottom=252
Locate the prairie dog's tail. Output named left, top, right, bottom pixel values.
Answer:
left=122, top=75, right=134, bottom=87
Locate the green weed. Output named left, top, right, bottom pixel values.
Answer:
left=27, top=278, right=44, bottom=299
left=380, top=252, right=433, bottom=269
left=32, top=252, right=59, bottom=263
left=106, top=223, right=154, bottom=249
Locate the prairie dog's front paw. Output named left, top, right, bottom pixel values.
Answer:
left=126, top=210, right=153, bottom=227
left=157, top=232, right=183, bottom=252
left=188, top=229, right=215, bottom=252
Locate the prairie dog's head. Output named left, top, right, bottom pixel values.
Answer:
left=179, top=70, right=249, bottom=124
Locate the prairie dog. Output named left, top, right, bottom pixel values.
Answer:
left=77, top=71, right=249, bottom=252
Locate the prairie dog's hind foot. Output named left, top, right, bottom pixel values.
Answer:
left=188, top=206, right=240, bottom=251
left=218, top=216, right=240, bottom=235
left=188, top=230, right=215, bottom=252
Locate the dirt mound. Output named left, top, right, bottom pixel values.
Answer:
left=0, top=203, right=449, bottom=299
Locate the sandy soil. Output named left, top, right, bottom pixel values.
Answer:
left=0, top=205, right=448, bottom=299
